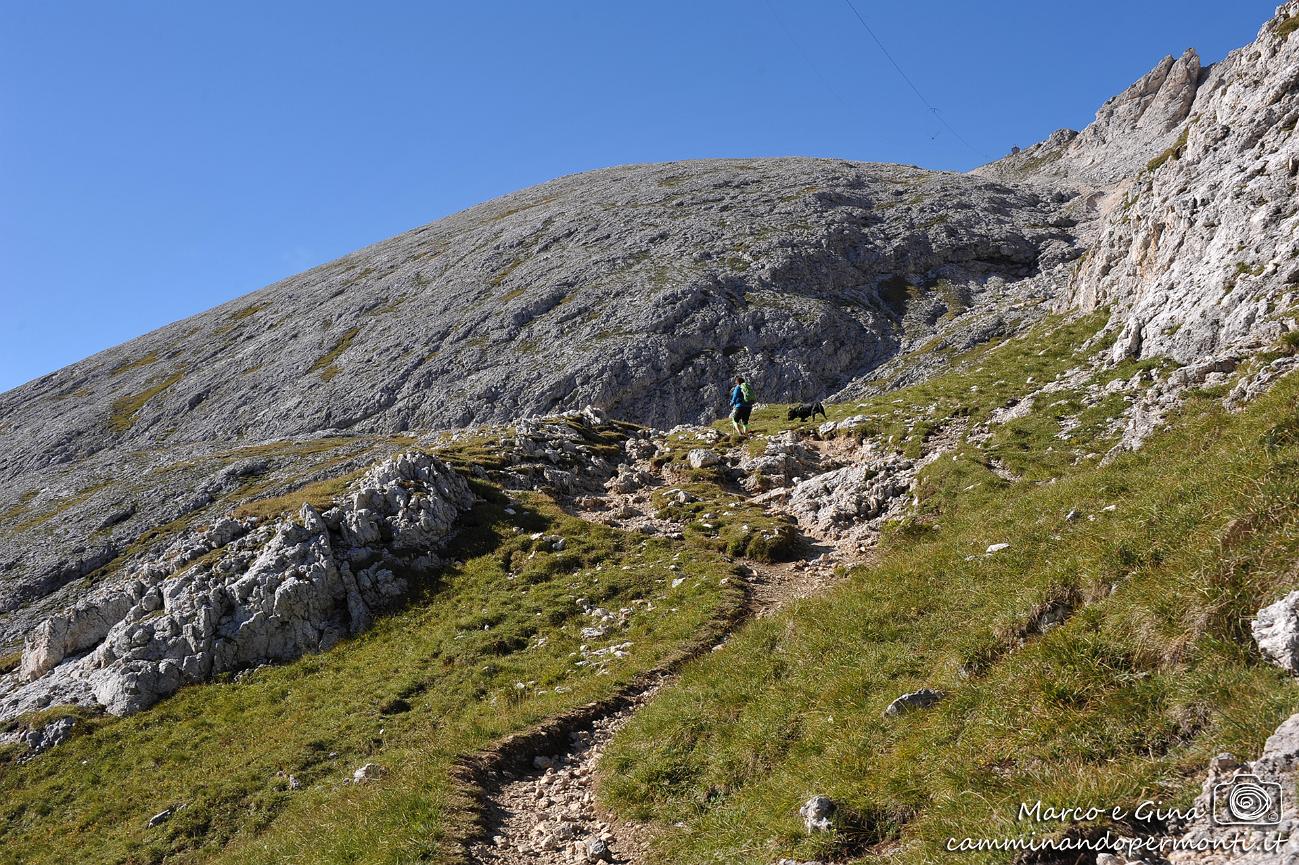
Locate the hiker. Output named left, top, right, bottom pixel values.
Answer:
left=729, top=375, right=754, bottom=435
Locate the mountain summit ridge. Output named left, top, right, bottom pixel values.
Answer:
left=0, top=158, right=1082, bottom=479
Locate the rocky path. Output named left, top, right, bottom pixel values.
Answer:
left=465, top=433, right=864, bottom=865
left=464, top=546, right=839, bottom=865
left=744, top=548, right=843, bottom=617
left=464, top=677, right=666, bottom=864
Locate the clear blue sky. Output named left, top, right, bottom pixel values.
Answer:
left=0, top=0, right=1277, bottom=393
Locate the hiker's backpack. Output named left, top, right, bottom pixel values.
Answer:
left=740, top=381, right=754, bottom=404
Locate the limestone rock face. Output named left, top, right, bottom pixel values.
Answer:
left=977, top=49, right=1203, bottom=188
left=1252, top=589, right=1299, bottom=674
left=978, top=3, right=1299, bottom=368
left=1066, top=4, right=1299, bottom=364
left=0, top=453, right=474, bottom=721
left=0, top=158, right=1082, bottom=483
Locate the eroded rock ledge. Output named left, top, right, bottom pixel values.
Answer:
left=0, top=452, right=474, bottom=723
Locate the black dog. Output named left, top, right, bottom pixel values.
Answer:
left=787, top=401, right=827, bottom=422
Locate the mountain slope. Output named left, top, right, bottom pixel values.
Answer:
left=0, top=159, right=1081, bottom=481
left=0, top=159, right=1088, bottom=637
left=3, top=4, right=1299, bottom=864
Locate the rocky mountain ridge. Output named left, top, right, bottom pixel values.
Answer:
left=974, top=48, right=1205, bottom=189
left=981, top=3, right=1299, bottom=366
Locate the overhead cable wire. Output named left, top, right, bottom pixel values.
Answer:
left=839, top=0, right=989, bottom=159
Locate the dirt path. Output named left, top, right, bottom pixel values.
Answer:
left=464, top=435, right=872, bottom=865
left=462, top=544, right=842, bottom=864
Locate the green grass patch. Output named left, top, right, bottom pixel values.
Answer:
left=11, top=481, right=112, bottom=533
left=308, top=327, right=361, bottom=382
left=651, top=483, right=800, bottom=563
left=1278, top=14, right=1299, bottom=40
left=1147, top=126, right=1190, bottom=172
left=110, top=351, right=160, bottom=376
left=228, top=302, right=270, bottom=322
left=0, top=490, right=743, bottom=865
left=0, top=651, right=21, bottom=675
left=216, top=303, right=273, bottom=335
left=0, top=490, right=39, bottom=526
left=370, top=296, right=407, bottom=316
left=1011, top=147, right=1065, bottom=176
left=602, top=369, right=1299, bottom=865
left=935, top=279, right=967, bottom=320
left=1, top=704, right=99, bottom=738
left=231, top=469, right=370, bottom=522
left=110, top=370, right=186, bottom=432
left=981, top=357, right=1169, bottom=481
left=435, top=418, right=635, bottom=476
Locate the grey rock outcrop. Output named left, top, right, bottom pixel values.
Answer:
left=19, top=716, right=76, bottom=757
left=977, top=49, right=1203, bottom=188
left=736, top=431, right=823, bottom=491
left=1252, top=590, right=1299, bottom=674
left=0, top=453, right=474, bottom=721
left=1065, top=3, right=1299, bottom=364
left=799, top=795, right=836, bottom=833
left=785, top=454, right=914, bottom=541
left=686, top=448, right=721, bottom=470
left=883, top=688, right=945, bottom=717
left=1225, top=354, right=1299, bottom=410
left=446, top=406, right=620, bottom=496
left=19, top=590, right=139, bottom=682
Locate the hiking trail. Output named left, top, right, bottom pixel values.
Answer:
left=462, top=424, right=886, bottom=864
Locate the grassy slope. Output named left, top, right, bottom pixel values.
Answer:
left=6, top=310, right=1297, bottom=865
left=0, top=480, right=743, bottom=865
left=602, top=323, right=1299, bottom=863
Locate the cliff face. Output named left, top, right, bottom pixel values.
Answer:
left=978, top=1, right=1299, bottom=365
left=1068, top=2, right=1299, bottom=363
left=975, top=48, right=1204, bottom=189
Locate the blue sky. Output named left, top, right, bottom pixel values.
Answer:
left=0, top=1, right=1277, bottom=393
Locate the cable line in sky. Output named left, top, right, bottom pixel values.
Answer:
left=839, top=0, right=989, bottom=159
